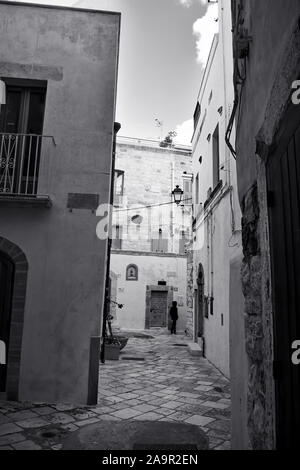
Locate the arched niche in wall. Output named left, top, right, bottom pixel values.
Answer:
left=126, top=264, right=138, bottom=281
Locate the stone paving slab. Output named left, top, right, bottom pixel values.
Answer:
left=0, top=423, right=23, bottom=436
left=12, top=440, right=42, bottom=450
left=95, top=332, right=231, bottom=450
left=0, top=332, right=231, bottom=450
left=62, top=420, right=209, bottom=450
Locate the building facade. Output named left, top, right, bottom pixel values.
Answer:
left=231, top=0, right=300, bottom=450
left=110, top=137, right=193, bottom=334
left=0, top=2, right=120, bottom=404
left=191, top=0, right=242, bottom=379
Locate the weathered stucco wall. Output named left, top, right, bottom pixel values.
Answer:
left=185, top=246, right=194, bottom=338
left=110, top=252, right=188, bottom=332
left=110, top=139, right=192, bottom=334
left=229, top=253, right=248, bottom=450
left=193, top=195, right=241, bottom=378
left=113, top=139, right=192, bottom=254
left=192, top=7, right=242, bottom=378
left=0, top=2, right=120, bottom=404
left=233, top=0, right=300, bottom=450
left=234, top=0, right=300, bottom=202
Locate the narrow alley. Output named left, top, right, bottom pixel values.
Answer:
left=0, top=332, right=230, bottom=450
left=0, top=0, right=299, bottom=453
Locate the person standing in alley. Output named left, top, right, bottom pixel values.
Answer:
left=170, top=301, right=178, bottom=335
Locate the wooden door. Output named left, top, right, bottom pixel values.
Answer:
left=0, top=253, right=14, bottom=392
left=150, top=291, right=167, bottom=327
left=267, top=103, right=300, bottom=449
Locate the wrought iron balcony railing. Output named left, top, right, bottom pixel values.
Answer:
left=0, top=133, right=55, bottom=196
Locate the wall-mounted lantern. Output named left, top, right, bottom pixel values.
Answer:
left=172, top=185, right=184, bottom=206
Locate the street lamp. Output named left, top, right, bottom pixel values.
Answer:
left=172, top=185, right=184, bottom=206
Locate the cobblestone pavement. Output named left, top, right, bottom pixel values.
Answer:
left=0, top=332, right=231, bottom=450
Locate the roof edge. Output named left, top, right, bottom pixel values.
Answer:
left=0, top=1, right=121, bottom=17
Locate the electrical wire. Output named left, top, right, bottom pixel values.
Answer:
left=113, top=198, right=192, bottom=213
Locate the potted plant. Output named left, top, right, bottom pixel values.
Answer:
left=101, top=302, right=129, bottom=360
left=104, top=336, right=121, bottom=360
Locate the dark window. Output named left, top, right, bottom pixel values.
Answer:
left=193, top=102, right=201, bottom=130
left=111, top=225, right=122, bottom=250
left=204, top=296, right=209, bottom=319
left=113, top=170, right=124, bottom=207
left=195, top=173, right=200, bottom=205
left=212, top=124, right=220, bottom=189
left=183, top=178, right=192, bottom=205
left=126, top=264, right=138, bottom=281
left=0, top=79, right=47, bottom=195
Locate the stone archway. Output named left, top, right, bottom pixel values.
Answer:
left=0, top=237, right=28, bottom=400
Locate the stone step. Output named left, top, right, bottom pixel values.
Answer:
left=188, top=342, right=203, bottom=357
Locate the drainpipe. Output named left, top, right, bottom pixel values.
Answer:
left=100, top=122, right=121, bottom=364
left=210, top=214, right=214, bottom=316
left=170, top=161, right=175, bottom=252
left=206, top=213, right=210, bottom=303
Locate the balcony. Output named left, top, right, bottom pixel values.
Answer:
left=0, top=133, right=55, bottom=207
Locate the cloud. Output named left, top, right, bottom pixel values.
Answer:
left=193, top=3, right=219, bottom=67
left=179, top=0, right=193, bottom=7
left=179, top=0, right=206, bottom=7
left=174, top=119, right=194, bottom=145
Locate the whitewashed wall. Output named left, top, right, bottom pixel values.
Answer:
left=111, top=252, right=188, bottom=333
left=191, top=4, right=242, bottom=377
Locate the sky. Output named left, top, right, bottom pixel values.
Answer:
left=11, top=0, right=219, bottom=144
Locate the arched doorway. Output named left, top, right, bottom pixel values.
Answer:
left=195, top=264, right=204, bottom=339
left=0, top=237, right=28, bottom=400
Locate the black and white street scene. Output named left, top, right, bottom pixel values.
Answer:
left=0, top=0, right=300, bottom=453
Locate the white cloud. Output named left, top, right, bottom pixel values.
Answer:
left=179, top=0, right=206, bottom=7
left=174, top=119, right=193, bottom=145
left=179, top=0, right=193, bottom=7
left=193, top=3, right=219, bottom=67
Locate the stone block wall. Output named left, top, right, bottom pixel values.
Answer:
left=240, top=179, right=275, bottom=450
left=113, top=140, right=192, bottom=255
left=186, top=245, right=194, bottom=337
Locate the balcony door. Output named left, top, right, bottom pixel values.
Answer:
left=0, top=79, right=46, bottom=195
